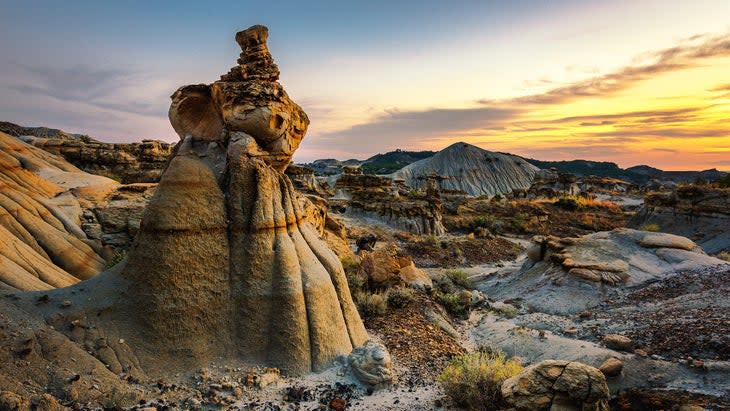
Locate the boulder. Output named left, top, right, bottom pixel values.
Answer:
left=501, top=360, right=609, bottom=411
left=349, top=340, right=393, bottom=386
left=603, top=334, right=633, bottom=352
left=357, top=243, right=431, bottom=290
left=598, top=357, right=623, bottom=377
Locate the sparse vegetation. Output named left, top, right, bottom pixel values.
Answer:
left=355, top=291, right=388, bottom=318
left=445, top=269, right=471, bottom=289
left=439, top=350, right=523, bottom=410
left=554, top=195, right=620, bottom=212
left=640, top=223, right=661, bottom=232
left=105, top=250, right=127, bottom=269
left=387, top=287, right=415, bottom=308
left=510, top=212, right=529, bottom=232
left=438, top=292, right=472, bottom=316
left=716, top=251, right=730, bottom=262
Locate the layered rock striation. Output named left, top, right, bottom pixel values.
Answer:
left=333, top=166, right=446, bottom=235
left=391, top=142, right=538, bottom=197
left=0, top=132, right=109, bottom=290
left=629, top=185, right=730, bottom=254
left=12, top=126, right=174, bottom=184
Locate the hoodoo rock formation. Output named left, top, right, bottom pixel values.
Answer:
left=1, top=25, right=368, bottom=402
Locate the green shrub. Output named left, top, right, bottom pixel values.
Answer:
left=434, top=275, right=455, bottom=294
left=716, top=251, right=730, bottom=262
left=554, top=196, right=580, bottom=211
left=438, top=292, right=471, bottom=316
left=356, top=291, right=388, bottom=318
left=472, top=215, right=497, bottom=230
left=439, top=351, right=523, bottom=410
left=424, top=235, right=440, bottom=247
left=445, top=269, right=471, bottom=289
left=387, top=287, right=415, bottom=308
left=640, top=223, right=661, bottom=232
left=510, top=213, right=529, bottom=232
left=492, top=303, right=517, bottom=319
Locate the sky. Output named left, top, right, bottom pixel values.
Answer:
left=1, top=1, right=729, bottom=170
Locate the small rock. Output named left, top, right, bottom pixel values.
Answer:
left=329, top=397, right=347, bottom=411
left=692, top=359, right=705, bottom=369
left=599, top=357, right=623, bottom=377
left=603, top=334, right=633, bottom=351
left=634, top=348, right=648, bottom=357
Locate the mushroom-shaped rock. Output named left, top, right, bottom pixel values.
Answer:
left=4, top=25, right=368, bottom=385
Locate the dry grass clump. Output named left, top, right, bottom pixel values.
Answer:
left=640, top=223, right=661, bottom=232
left=555, top=195, right=620, bottom=212
left=387, top=287, right=415, bottom=308
left=445, top=269, right=471, bottom=289
left=439, top=350, right=523, bottom=410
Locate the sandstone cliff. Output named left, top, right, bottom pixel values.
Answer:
left=391, top=142, right=539, bottom=197
left=0, top=131, right=110, bottom=290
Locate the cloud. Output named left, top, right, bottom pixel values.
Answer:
left=303, top=106, right=522, bottom=157
left=8, top=63, right=171, bottom=118
left=709, top=83, right=730, bottom=92
left=478, top=31, right=730, bottom=106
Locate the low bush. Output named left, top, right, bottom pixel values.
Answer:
left=716, top=251, right=730, bottom=262
left=438, top=291, right=471, bottom=316
left=439, top=351, right=523, bottom=410
left=355, top=291, right=388, bottom=318
left=387, top=287, right=415, bottom=308
left=445, top=269, right=471, bottom=289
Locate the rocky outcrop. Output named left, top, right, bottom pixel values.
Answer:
left=523, top=168, right=580, bottom=198
left=19, top=135, right=174, bottom=184
left=501, top=360, right=609, bottom=411
left=391, top=142, right=538, bottom=197
left=0, top=131, right=110, bottom=290
left=355, top=243, right=432, bottom=290
left=629, top=186, right=730, bottom=254
left=285, top=163, right=333, bottom=197
left=479, top=228, right=729, bottom=315
left=334, top=166, right=445, bottom=235
left=2, top=26, right=368, bottom=400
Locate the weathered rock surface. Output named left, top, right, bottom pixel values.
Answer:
left=356, top=243, right=432, bottom=290
left=391, top=141, right=538, bottom=197
left=348, top=340, right=393, bottom=386
left=1, top=26, right=368, bottom=402
left=14, top=127, right=173, bottom=183
left=0, top=132, right=110, bottom=290
left=629, top=186, right=730, bottom=254
left=333, top=166, right=445, bottom=235
left=501, top=360, right=609, bottom=411
left=477, top=228, right=729, bottom=314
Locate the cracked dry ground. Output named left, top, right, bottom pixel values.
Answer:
left=594, top=266, right=730, bottom=362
